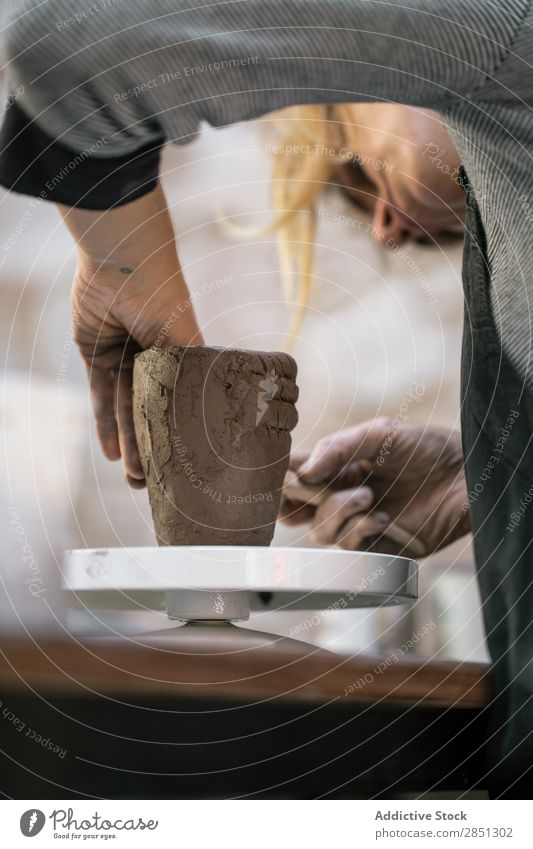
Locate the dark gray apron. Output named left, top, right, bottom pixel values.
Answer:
left=459, top=165, right=533, bottom=797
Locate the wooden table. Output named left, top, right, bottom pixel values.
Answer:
left=0, top=634, right=492, bottom=798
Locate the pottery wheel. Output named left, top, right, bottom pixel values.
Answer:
left=63, top=546, right=418, bottom=622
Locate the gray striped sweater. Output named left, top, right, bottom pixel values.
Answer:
left=2, top=0, right=533, bottom=388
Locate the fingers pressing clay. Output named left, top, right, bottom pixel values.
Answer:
left=133, top=345, right=298, bottom=546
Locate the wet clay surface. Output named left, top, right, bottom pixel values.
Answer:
left=133, top=346, right=298, bottom=546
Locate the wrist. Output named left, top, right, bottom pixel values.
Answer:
left=78, top=247, right=183, bottom=287
left=61, top=184, right=180, bottom=276
left=451, top=475, right=471, bottom=538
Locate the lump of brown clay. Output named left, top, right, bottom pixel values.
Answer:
left=133, top=346, right=298, bottom=546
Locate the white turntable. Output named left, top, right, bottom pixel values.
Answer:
left=63, top=545, right=417, bottom=623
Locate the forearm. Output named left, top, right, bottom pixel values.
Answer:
left=57, top=184, right=201, bottom=347
left=57, top=182, right=175, bottom=265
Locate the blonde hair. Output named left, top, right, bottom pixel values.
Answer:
left=220, top=104, right=351, bottom=349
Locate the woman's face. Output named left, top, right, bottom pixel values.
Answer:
left=335, top=103, right=465, bottom=246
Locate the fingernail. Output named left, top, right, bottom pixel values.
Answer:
left=126, top=474, right=146, bottom=490
left=349, top=487, right=373, bottom=507
left=373, top=511, right=390, bottom=529
left=298, top=457, right=320, bottom=483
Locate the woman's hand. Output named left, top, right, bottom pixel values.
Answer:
left=279, top=419, right=470, bottom=555
left=71, top=259, right=202, bottom=487
left=59, top=185, right=203, bottom=487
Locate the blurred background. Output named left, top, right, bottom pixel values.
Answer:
left=0, top=112, right=488, bottom=662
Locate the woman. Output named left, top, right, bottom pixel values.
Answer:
left=239, top=102, right=465, bottom=342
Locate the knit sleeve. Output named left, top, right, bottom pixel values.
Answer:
left=0, top=0, right=527, bottom=209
